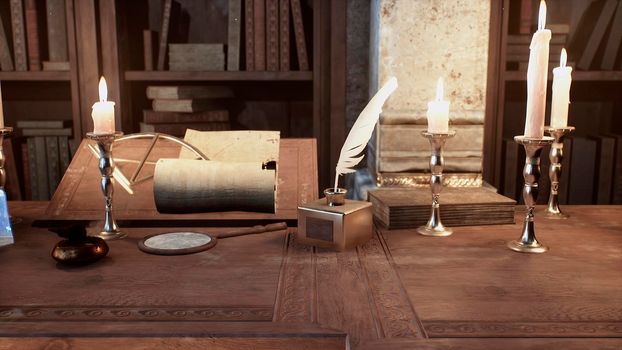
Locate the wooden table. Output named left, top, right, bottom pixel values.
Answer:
left=1, top=202, right=621, bottom=349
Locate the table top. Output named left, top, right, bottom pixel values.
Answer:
left=1, top=202, right=621, bottom=350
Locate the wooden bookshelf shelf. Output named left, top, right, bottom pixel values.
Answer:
left=504, top=70, right=622, bottom=81
left=0, top=71, right=71, bottom=81
left=124, top=70, right=313, bottom=82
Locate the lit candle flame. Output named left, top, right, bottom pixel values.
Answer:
left=435, top=77, right=444, bottom=101
left=560, top=48, right=567, bottom=68
left=98, top=76, right=108, bottom=102
left=538, top=0, right=546, bottom=31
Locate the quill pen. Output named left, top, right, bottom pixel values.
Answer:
left=334, top=77, right=398, bottom=191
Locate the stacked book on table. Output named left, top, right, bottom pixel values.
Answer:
left=17, top=120, right=73, bottom=200
left=141, top=85, right=232, bottom=137
left=369, top=187, right=516, bottom=230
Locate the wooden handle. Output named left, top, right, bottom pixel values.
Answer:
left=217, top=222, right=288, bottom=239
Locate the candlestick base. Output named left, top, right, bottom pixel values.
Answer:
left=417, top=130, right=455, bottom=237
left=87, top=131, right=125, bottom=241
left=509, top=135, right=554, bottom=254
left=543, top=126, right=574, bottom=220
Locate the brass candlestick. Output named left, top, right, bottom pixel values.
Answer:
left=417, top=130, right=455, bottom=237
left=87, top=132, right=125, bottom=240
left=544, top=126, right=574, bottom=219
left=0, top=127, right=14, bottom=246
left=508, top=135, right=554, bottom=253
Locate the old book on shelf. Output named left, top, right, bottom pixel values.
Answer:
left=143, top=30, right=155, bottom=71
left=24, top=0, right=40, bottom=70
left=558, top=138, right=572, bottom=205
left=592, top=135, right=615, bottom=204
left=21, top=128, right=72, bottom=137
left=0, top=11, right=14, bottom=71
left=266, top=0, right=278, bottom=71
left=152, top=99, right=225, bottom=113
left=26, top=138, right=37, bottom=200
left=227, top=0, right=241, bottom=71
left=58, top=135, right=70, bottom=175
left=46, top=0, right=68, bottom=62
left=16, top=120, right=71, bottom=129
left=601, top=2, right=622, bottom=70
left=10, top=0, right=27, bottom=71
left=168, top=44, right=225, bottom=71
left=143, top=109, right=229, bottom=124
left=253, top=0, right=266, bottom=70
left=290, top=0, right=309, bottom=70
left=42, top=61, right=69, bottom=71
left=146, top=86, right=233, bottom=99
left=45, top=136, right=60, bottom=198
left=21, top=142, right=31, bottom=200
left=502, top=138, right=520, bottom=199
left=568, top=137, right=597, bottom=204
left=157, top=0, right=173, bottom=70
left=139, top=121, right=230, bottom=136
left=577, top=0, right=617, bottom=70
left=369, top=187, right=516, bottom=230
left=279, top=0, right=289, bottom=71
left=244, top=0, right=254, bottom=71
left=33, top=136, right=49, bottom=200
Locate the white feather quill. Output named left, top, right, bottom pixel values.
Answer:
left=334, top=77, right=398, bottom=191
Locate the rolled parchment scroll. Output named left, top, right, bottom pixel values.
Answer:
left=153, top=159, right=276, bottom=213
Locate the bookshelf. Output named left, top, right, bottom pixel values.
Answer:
left=98, top=0, right=346, bottom=192
left=485, top=0, right=622, bottom=205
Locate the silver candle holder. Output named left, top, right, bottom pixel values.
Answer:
left=508, top=135, right=554, bottom=253
left=0, top=127, right=14, bottom=245
left=543, top=126, right=574, bottom=219
left=86, top=132, right=125, bottom=240
left=417, top=130, right=455, bottom=237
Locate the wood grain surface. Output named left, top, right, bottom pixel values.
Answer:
left=2, top=203, right=621, bottom=349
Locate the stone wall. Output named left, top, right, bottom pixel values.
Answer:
left=369, top=0, right=491, bottom=186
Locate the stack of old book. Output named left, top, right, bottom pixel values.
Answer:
left=18, top=120, right=73, bottom=200
left=369, top=187, right=516, bottom=230
left=141, top=85, right=232, bottom=137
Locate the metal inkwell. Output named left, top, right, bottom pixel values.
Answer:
left=50, top=224, right=109, bottom=265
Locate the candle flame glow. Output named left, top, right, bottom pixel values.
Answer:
left=98, top=76, right=108, bottom=102
left=560, top=48, right=567, bottom=67
left=538, top=0, right=546, bottom=30
left=435, top=77, right=444, bottom=101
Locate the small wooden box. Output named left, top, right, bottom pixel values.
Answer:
left=297, top=199, right=373, bottom=251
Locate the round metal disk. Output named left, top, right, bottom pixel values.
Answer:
left=138, top=232, right=216, bottom=255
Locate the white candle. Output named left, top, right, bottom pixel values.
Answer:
left=0, top=82, right=5, bottom=128
left=426, top=77, right=450, bottom=133
left=524, top=0, right=551, bottom=138
left=550, top=48, right=572, bottom=128
left=91, top=77, right=115, bottom=134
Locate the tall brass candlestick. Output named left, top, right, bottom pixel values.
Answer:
left=87, top=132, right=125, bottom=240
left=417, top=130, right=455, bottom=237
left=508, top=135, right=554, bottom=253
left=544, top=126, right=574, bottom=219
